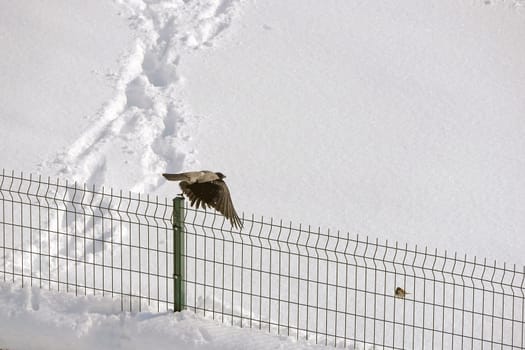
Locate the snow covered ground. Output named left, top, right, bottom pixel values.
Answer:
left=181, top=0, right=525, bottom=265
left=0, top=1, right=133, bottom=170
left=2, top=0, right=525, bottom=264
left=1, top=0, right=525, bottom=348
left=0, top=282, right=326, bottom=350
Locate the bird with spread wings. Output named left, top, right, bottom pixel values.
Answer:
left=163, top=171, right=243, bottom=229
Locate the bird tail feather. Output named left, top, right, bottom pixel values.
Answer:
left=163, top=173, right=186, bottom=181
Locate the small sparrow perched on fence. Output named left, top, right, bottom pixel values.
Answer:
left=394, top=287, right=410, bottom=298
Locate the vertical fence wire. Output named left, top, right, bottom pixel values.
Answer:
left=0, top=170, right=174, bottom=312
left=1, top=170, right=525, bottom=349
left=182, top=206, right=525, bottom=349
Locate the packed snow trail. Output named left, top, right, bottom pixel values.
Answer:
left=43, top=0, right=244, bottom=194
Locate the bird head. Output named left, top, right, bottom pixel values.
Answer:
left=215, top=172, right=226, bottom=179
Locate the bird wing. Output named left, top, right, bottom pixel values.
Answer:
left=214, top=180, right=243, bottom=229
left=180, top=180, right=243, bottom=229
left=179, top=181, right=211, bottom=210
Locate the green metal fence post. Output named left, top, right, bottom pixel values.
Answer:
left=173, top=195, right=185, bottom=312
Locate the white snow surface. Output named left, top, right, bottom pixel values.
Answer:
left=181, top=0, right=525, bottom=264
left=0, top=1, right=133, bottom=169
left=0, top=282, right=325, bottom=350
left=1, top=0, right=525, bottom=348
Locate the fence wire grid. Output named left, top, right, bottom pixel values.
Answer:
left=0, top=170, right=174, bottom=312
left=1, top=170, right=525, bottom=349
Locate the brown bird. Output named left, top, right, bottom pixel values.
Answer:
left=394, top=287, right=410, bottom=298
left=163, top=171, right=243, bottom=229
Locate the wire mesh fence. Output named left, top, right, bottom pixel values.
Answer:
left=183, top=207, right=525, bottom=349
left=0, top=170, right=174, bottom=312
left=1, top=170, right=524, bottom=349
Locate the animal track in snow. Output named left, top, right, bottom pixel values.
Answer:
left=35, top=0, right=245, bottom=275
left=42, top=0, right=244, bottom=195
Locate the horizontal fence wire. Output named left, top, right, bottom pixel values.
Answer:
left=1, top=169, right=525, bottom=349
left=182, top=206, right=525, bottom=349
left=0, top=170, right=174, bottom=312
